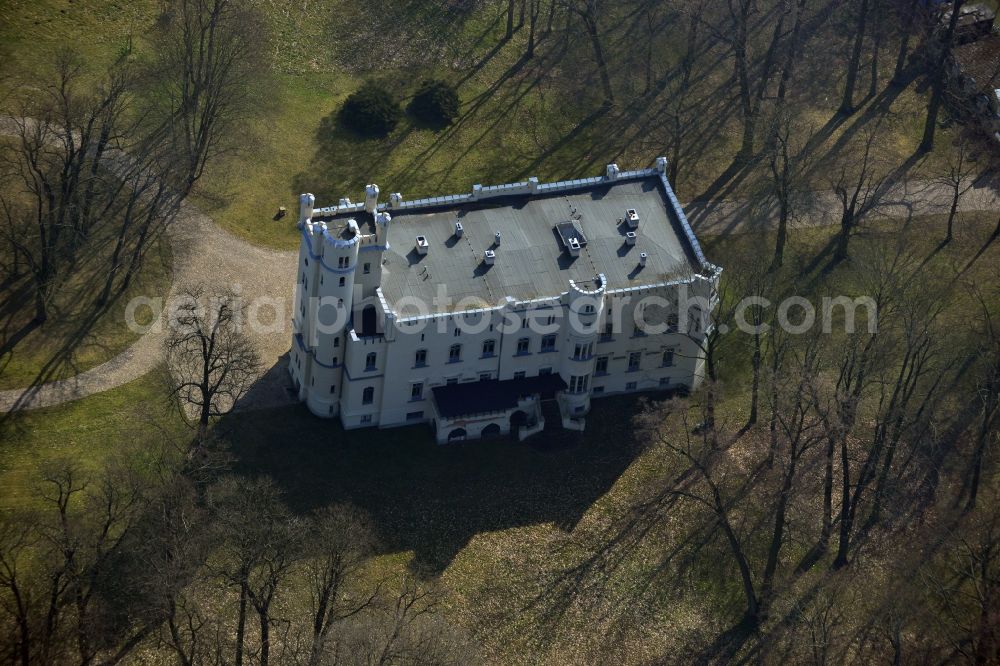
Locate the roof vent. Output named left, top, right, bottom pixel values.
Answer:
left=415, top=236, right=429, bottom=255
left=494, top=231, right=502, bottom=245
left=639, top=252, right=647, bottom=267
left=626, top=209, right=640, bottom=229
left=455, top=221, right=464, bottom=238
left=567, top=237, right=582, bottom=257
left=625, top=231, right=637, bottom=246
left=484, top=249, right=496, bottom=265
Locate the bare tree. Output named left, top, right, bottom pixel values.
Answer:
left=564, top=0, right=615, bottom=103
left=1, top=53, right=130, bottom=323
left=304, top=505, right=379, bottom=666
left=208, top=476, right=297, bottom=666
left=840, top=0, right=871, bottom=115
left=936, top=137, right=977, bottom=244
left=165, top=286, right=262, bottom=442
left=153, top=0, right=268, bottom=193
left=829, top=123, right=888, bottom=263
left=920, top=0, right=966, bottom=153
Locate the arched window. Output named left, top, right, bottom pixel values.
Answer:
left=362, top=386, right=374, bottom=405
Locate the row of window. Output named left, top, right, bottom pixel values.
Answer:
left=592, top=349, right=674, bottom=375
left=351, top=357, right=672, bottom=410
left=412, top=335, right=558, bottom=367
left=302, top=257, right=374, bottom=277
left=371, top=346, right=673, bottom=375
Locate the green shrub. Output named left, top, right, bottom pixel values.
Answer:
left=408, top=80, right=460, bottom=128
left=339, top=83, right=401, bottom=138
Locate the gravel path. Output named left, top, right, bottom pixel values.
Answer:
left=1, top=119, right=996, bottom=412
left=686, top=174, right=1000, bottom=236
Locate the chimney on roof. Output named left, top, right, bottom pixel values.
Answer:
left=639, top=252, right=647, bottom=267
left=484, top=249, right=496, bottom=265
left=626, top=208, right=640, bottom=229
left=455, top=221, right=464, bottom=238
left=494, top=231, right=502, bottom=246
left=415, top=235, right=429, bottom=256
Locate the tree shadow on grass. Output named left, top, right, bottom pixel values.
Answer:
left=218, top=380, right=649, bottom=576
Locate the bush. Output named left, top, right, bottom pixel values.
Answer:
left=339, top=83, right=401, bottom=138
left=408, top=80, right=460, bottom=128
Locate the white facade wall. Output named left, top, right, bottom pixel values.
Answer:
left=289, top=166, right=721, bottom=441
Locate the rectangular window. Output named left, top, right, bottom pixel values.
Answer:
left=360, top=414, right=372, bottom=424
left=449, top=344, right=462, bottom=362
left=626, top=381, right=637, bottom=390
left=411, top=382, right=424, bottom=400
left=362, top=387, right=374, bottom=405
left=415, top=349, right=427, bottom=367
left=541, top=335, right=556, bottom=352
left=569, top=374, right=589, bottom=393
left=662, top=349, right=675, bottom=367
left=406, top=410, right=424, bottom=421
left=539, top=367, right=552, bottom=375
left=366, top=352, right=377, bottom=371
left=601, top=322, right=613, bottom=340
left=330, top=385, right=335, bottom=394
left=516, top=338, right=530, bottom=354
left=339, top=277, right=346, bottom=287
left=482, top=340, right=495, bottom=357
left=363, top=262, right=371, bottom=274
left=628, top=352, right=641, bottom=372
left=479, top=372, right=492, bottom=382
left=514, top=370, right=526, bottom=380
left=595, top=356, right=609, bottom=375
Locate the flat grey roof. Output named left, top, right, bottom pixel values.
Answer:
left=328, top=176, right=701, bottom=314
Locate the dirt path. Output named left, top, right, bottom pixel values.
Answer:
left=686, top=175, right=1000, bottom=236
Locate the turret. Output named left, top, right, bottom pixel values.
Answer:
left=375, top=211, right=392, bottom=249
left=364, top=184, right=380, bottom=214
left=299, top=193, right=315, bottom=225
left=558, top=275, right=606, bottom=421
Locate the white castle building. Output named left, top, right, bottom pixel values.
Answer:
left=290, top=158, right=721, bottom=443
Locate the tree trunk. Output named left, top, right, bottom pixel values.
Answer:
left=832, top=439, right=852, bottom=568
left=869, top=14, right=883, bottom=99
left=821, top=436, right=834, bottom=548
left=582, top=14, right=614, bottom=103
left=946, top=184, right=960, bottom=243
left=259, top=605, right=270, bottom=666
left=235, top=582, right=247, bottom=666
left=506, top=0, right=516, bottom=39
left=892, top=0, right=919, bottom=84
left=749, top=329, right=761, bottom=427
left=920, top=0, right=965, bottom=152
left=526, top=0, right=538, bottom=58
left=840, top=0, right=871, bottom=115
left=834, top=210, right=853, bottom=262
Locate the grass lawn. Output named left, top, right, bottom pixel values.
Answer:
left=0, top=235, right=172, bottom=390
left=0, top=368, right=188, bottom=509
